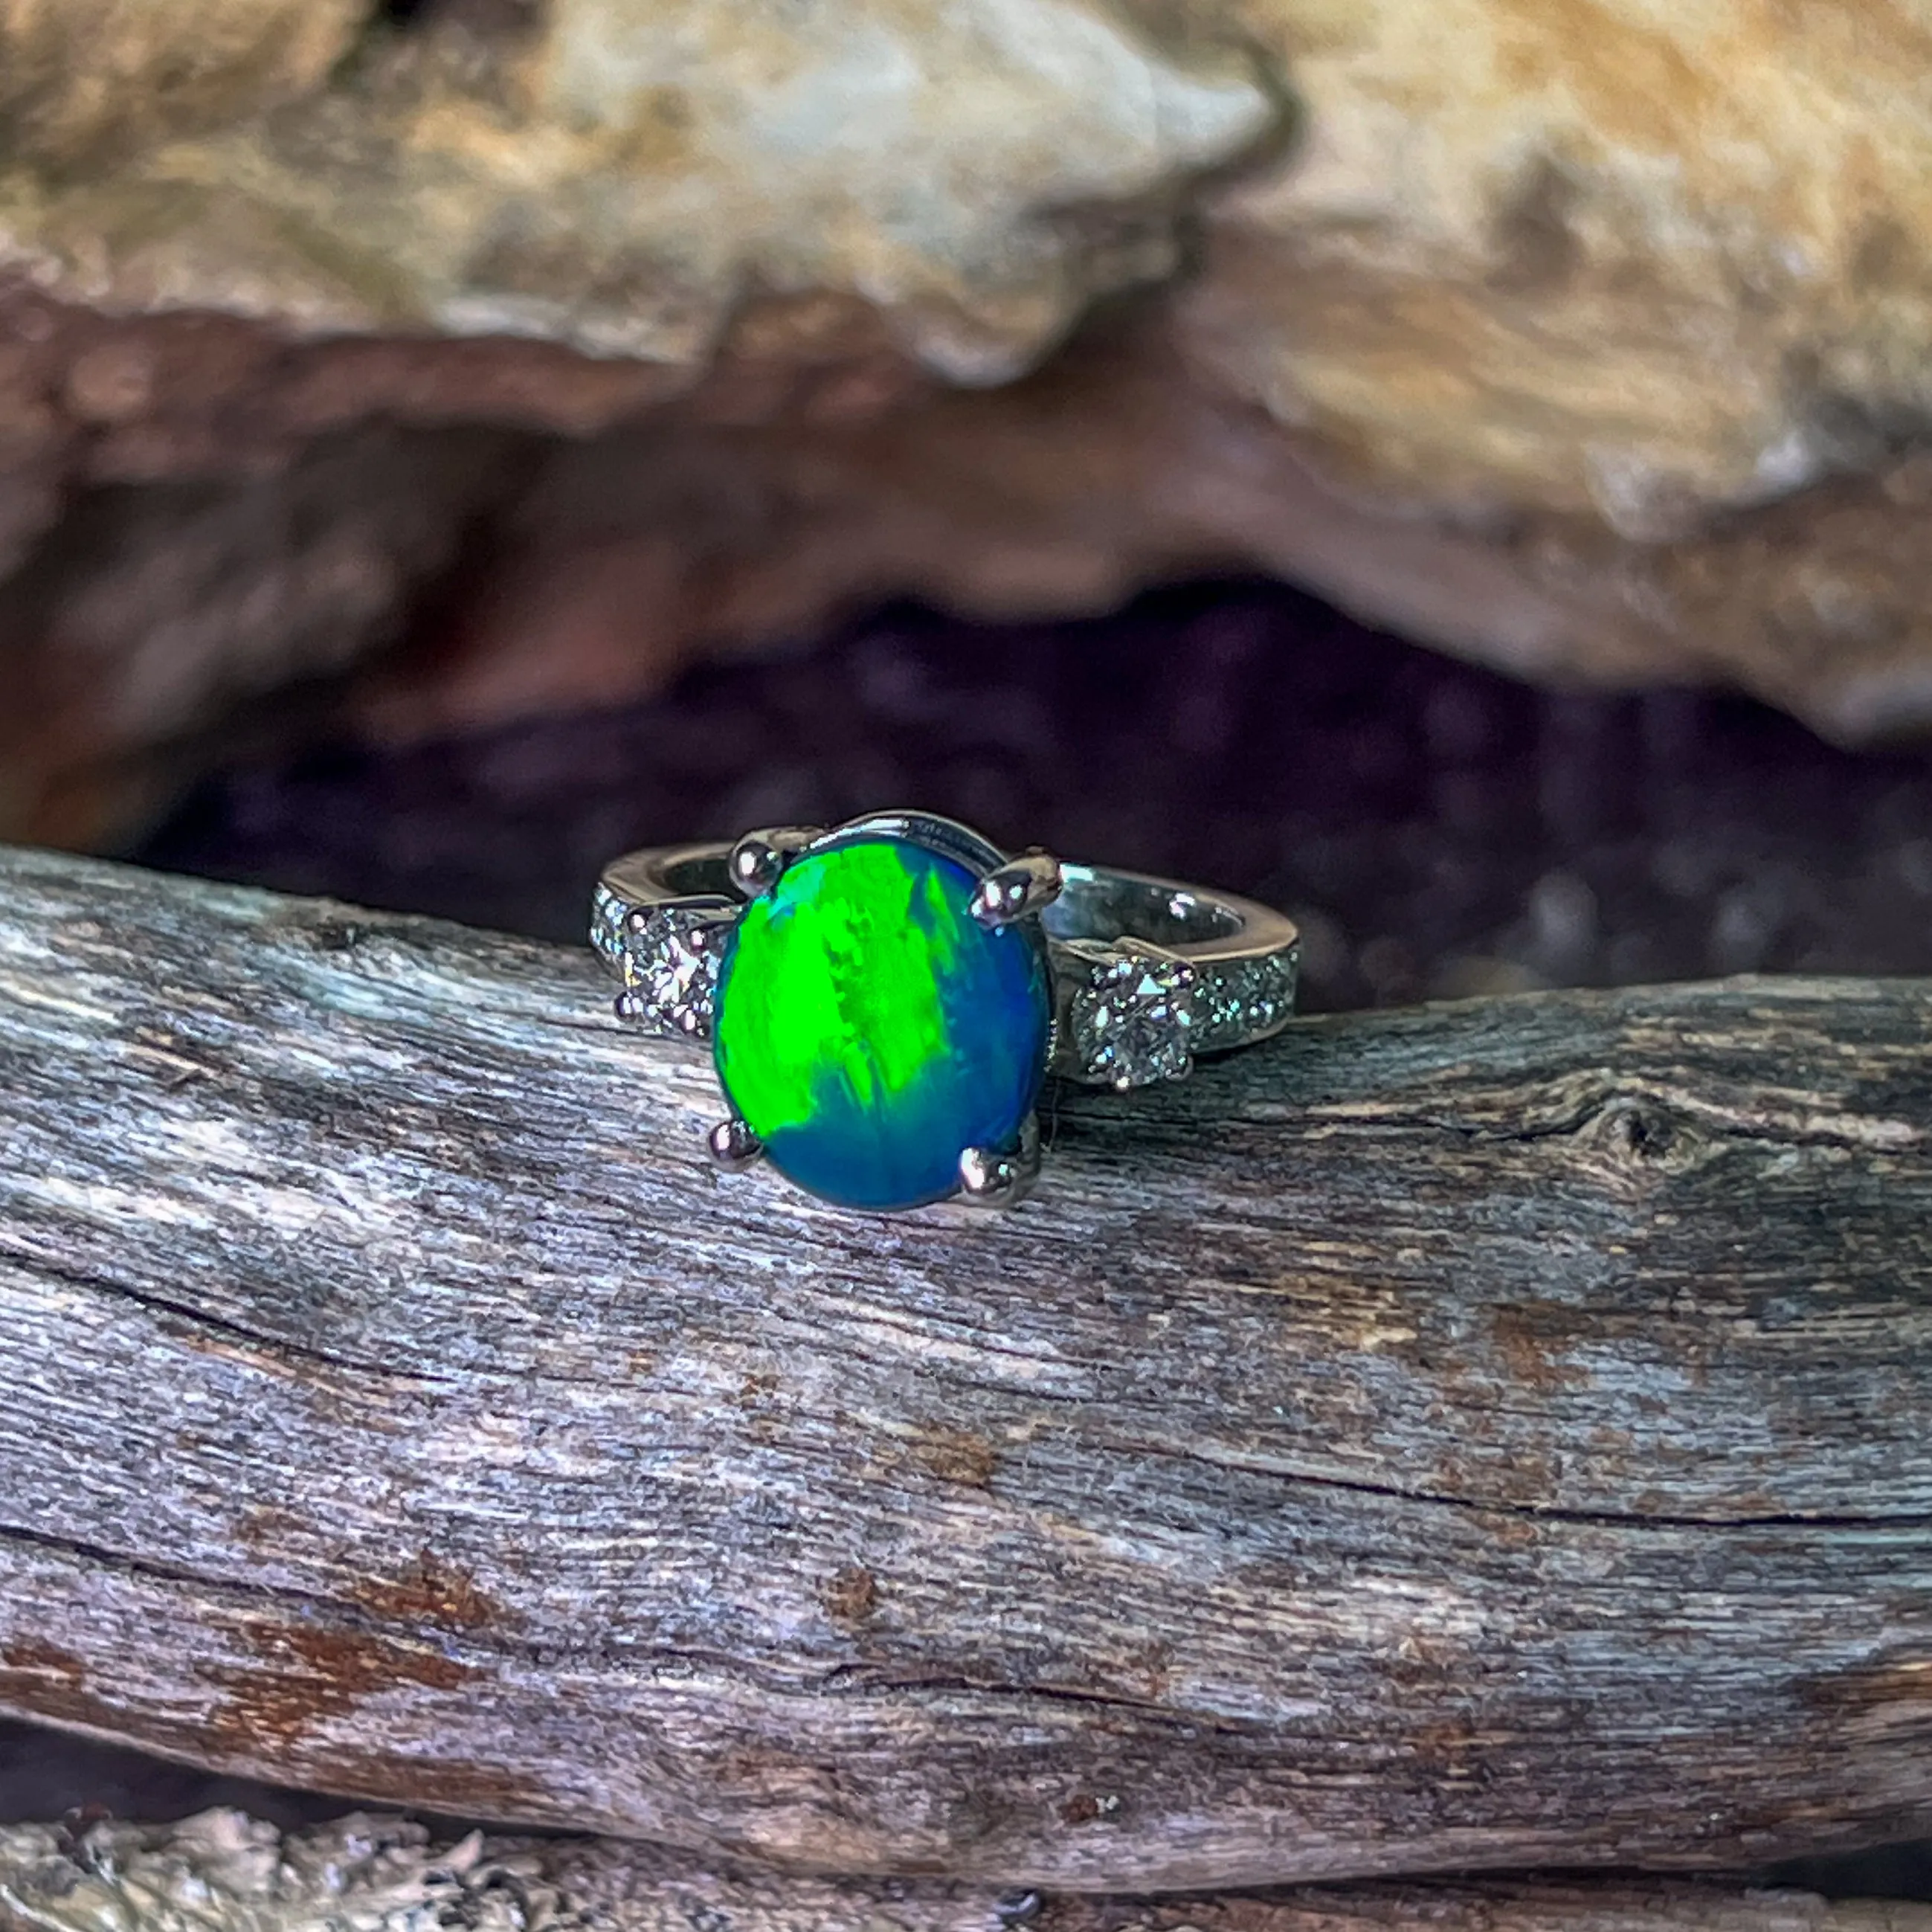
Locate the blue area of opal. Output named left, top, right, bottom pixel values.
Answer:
left=712, top=834, right=1050, bottom=1210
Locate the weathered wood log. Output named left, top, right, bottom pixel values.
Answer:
left=4, top=1809, right=1929, bottom=1932
left=0, top=845, right=1931, bottom=1893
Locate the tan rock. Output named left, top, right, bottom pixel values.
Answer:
left=1159, top=0, right=1932, bottom=725
left=0, top=0, right=365, bottom=164
left=12, top=0, right=1932, bottom=844
left=1173, top=0, right=1932, bottom=530
left=1, top=0, right=1272, bottom=373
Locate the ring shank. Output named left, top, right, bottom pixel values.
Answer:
left=593, top=843, right=1299, bottom=1078
left=599, top=845, right=737, bottom=909
left=1043, top=863, right=1298, bottom=966
left=602, top=846, right=1293, bottom=955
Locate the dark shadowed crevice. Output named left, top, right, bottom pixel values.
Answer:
left=373, top=0, right=546, bottom=32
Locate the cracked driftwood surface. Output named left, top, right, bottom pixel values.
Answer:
left=0, top=844, right=1929, bottom=1895
left=4, top=1811, right=1931, bottom=1932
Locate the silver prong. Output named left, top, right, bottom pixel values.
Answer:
left=625, top=907, right=654, bottom=936
left=729, top=825, right=822, bottom=898
left=614, top=990, right=649, bottom=1025
left=959, top=1115, right=1041, bottom=1208
left=707, top=1117, right=764, bottom=1172
left=970, top=850, right=1063, bottom=929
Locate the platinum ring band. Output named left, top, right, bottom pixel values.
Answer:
left=593, top=838, right=1300, bottom=1088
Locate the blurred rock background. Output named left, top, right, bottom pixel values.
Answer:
left=8, top=0, right=1932, bottom=1890
left=139, top=576, right=1932, bottom=1011
left=17, top=0, right=1932, bottom=848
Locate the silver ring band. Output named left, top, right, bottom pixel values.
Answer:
left=593, top=835, right=1299, bottom=1087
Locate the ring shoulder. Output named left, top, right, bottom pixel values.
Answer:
left=1047, top=936, right=1300, bottom=1087
left=591, top=854, right=741, bottom=1041
left=1043, top=867, right=1301, bottom=1087
left=1049, top=936, right=1200, bottom=1089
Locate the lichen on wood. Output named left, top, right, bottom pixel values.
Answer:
left=2, top=1810, right=1928, bottom=1932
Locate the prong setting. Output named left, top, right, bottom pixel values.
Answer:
left=707, top=1117, right=764, bottom=1172
left=970, top=850, right=1063, bottom=929
left=597, top=811, right=1298, bottom=1209
left=611, top=907, right=731, bottom=1038
left=959, top=1115, right=1041, bottom=1208
left=729, top=825, right=823, bottom=899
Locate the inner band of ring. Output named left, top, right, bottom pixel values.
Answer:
left=595, top=842, right=1301, bottom=1078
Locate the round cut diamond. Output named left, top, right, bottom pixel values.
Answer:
left=622, top=907, right=725, bottom=1035
left=1069, top=946, right=1197, bottom=1089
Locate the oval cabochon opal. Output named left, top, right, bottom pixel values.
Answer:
left=712, top=834, right=1051, bottom=1210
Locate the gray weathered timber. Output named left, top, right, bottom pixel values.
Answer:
left=0, top=844, right=1931, bottom=1891
left=3, top=1811, right=1926, bottom=1932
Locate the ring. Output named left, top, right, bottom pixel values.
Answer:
left=591, top=811, right=1299, bottom=1214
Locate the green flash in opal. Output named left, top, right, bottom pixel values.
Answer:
left=712, top=834, right=1049, bottom=1210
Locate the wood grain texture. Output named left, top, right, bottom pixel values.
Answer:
left=4, top=1809, right=1929, bottom=1932
left=0, top=846, right=1929, bottom=1891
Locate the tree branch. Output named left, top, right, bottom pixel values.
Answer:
left=0, top=846, right=1929, bottom=1890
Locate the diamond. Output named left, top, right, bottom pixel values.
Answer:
left=590, top=884, right=629, bottom=970
left=1190, top=950, right=1298, bottom=1053
left=620, top=907, right=727, bottom=1037
left=1067, top=944, right=1197, bottom=1089
left=1194, top=960, right=1256, bottom=1049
